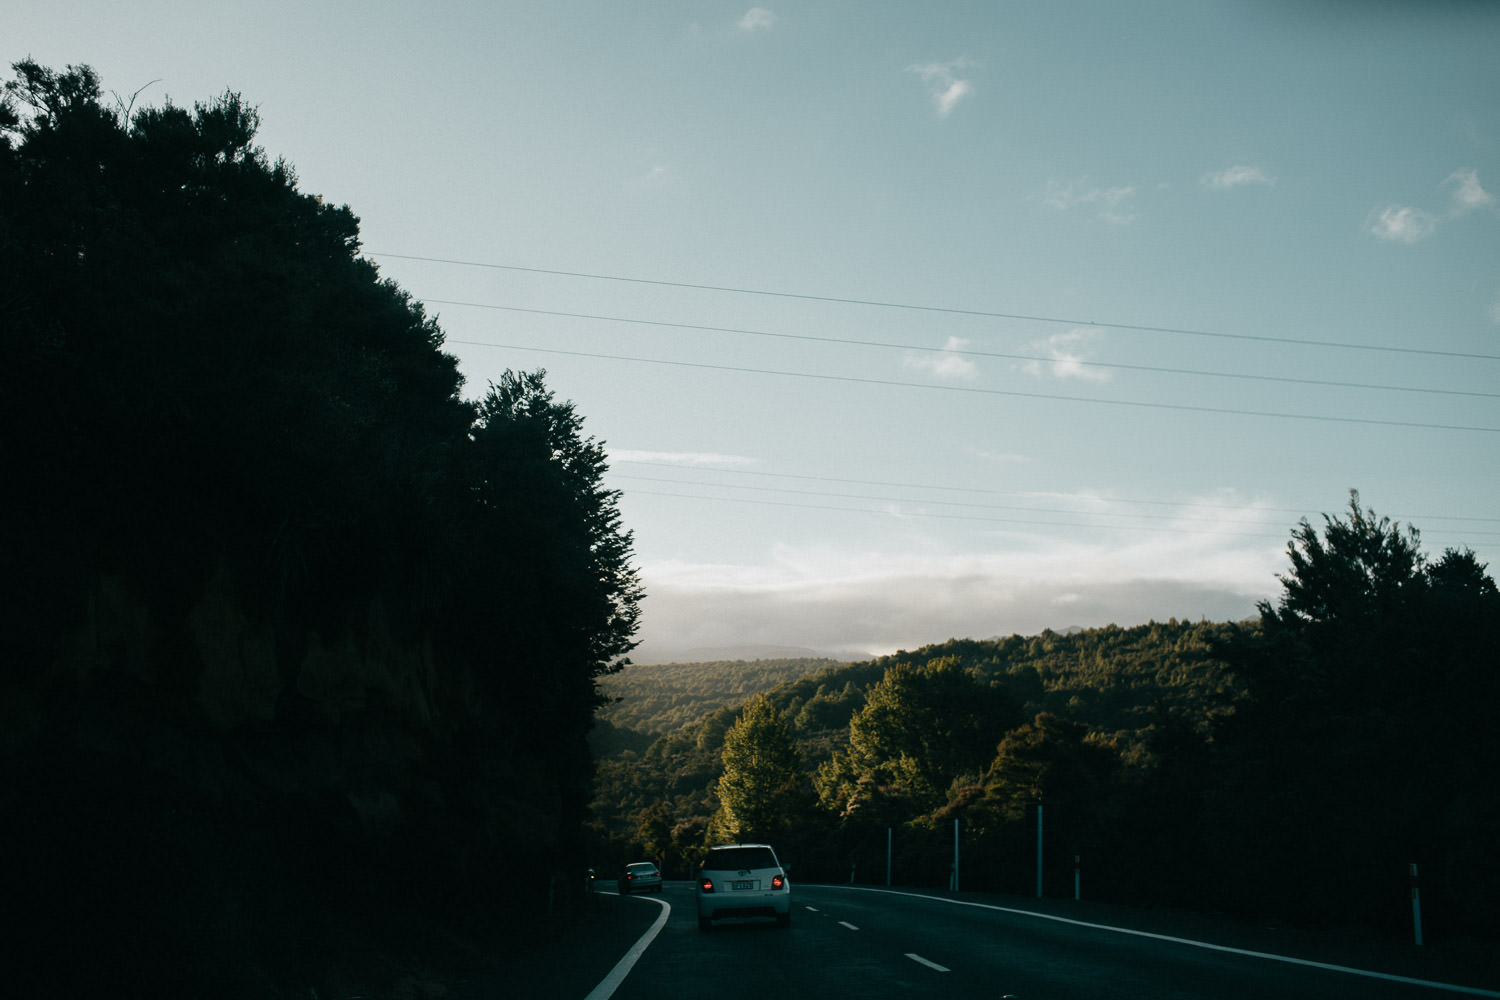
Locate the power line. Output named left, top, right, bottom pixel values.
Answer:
left=423, top=298, right=1499, bottom=401
left=371, top=251, right=1500, bottom=363
left=448, top=338, right=1500, bottom=434
left=621, top=486, right=1500, bottom=540
left=612, top=460, right=1500, bottom=524
left=612, top=473, right=1290, bottom=528
left=620, top=489, right=1291, bottom=538
left=610, top=467, right=1500, bottom=535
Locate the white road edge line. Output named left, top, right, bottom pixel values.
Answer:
left=906, top=953, right=951, bottom=973
left=838, top=920, right=860, bottom=931
left=805, top=906, right=820, bottom=912
left=824, top=886, right=1500, bottom=998
left=584, top=893, right=671, bottom=1000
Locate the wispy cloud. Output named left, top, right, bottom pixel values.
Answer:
left=1368, top=168, right=1494, bottom=243
left=1018, top=328, right=1111, bottom=382
left=1367, top=205, right=1439, bottom=243
left=609, top=449, right=758, bottom=468
left=1042, top=179, right=1138, bottom=225
left=971, top=447, right=1031, bottom=465
left=1443, top=168, right=1495, bottom=214
left=906, top=58, right=974, bottom=118
left=737, top=7, right=776, bottom=32
left=903, top=336, right=979, bottom=380
left=1201, top=165, right=1273, bottom=190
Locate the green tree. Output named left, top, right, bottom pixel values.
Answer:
left=823, top=656, right=1021, bottom=815
left=709, top=695, right=811, bottom=844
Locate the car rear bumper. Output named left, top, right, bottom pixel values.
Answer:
left=697, top=892, right=791, bottom=919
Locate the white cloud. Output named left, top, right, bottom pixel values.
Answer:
left=1042, top=179, right=1138, bottom=225
left=737, top=7, right=776, bottom=32
left=629, top=516, right=1282, bottom=661
left=907, top=58, right=974, bottom=118
left=1019, top=328, right=1111, bottom=382
left=1444, top=168, right=1494, bottom=215
left=1201, top=165, right=1273, bottom=190
left=609, top=449, right=758, bottom=468
left=1367, top=205, right=1439, bottom=243
left=903, top=335, right=979, bottom=380
left=1367, top=169, right=1494, bottom=244
left=971, top=447, right=1031, bottom=465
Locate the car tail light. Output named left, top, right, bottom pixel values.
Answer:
left=699, top=877, right=714, bottom=892
left=772, top=874, right=786, bottom=890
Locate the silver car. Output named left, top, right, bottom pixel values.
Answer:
left=695, top=843, right=791, bottom=930
left=617, top=861, right=663, bottom=894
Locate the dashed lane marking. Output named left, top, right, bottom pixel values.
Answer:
left=906, top=953, right=951, bottom=973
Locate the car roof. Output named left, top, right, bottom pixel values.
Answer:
left=708, top=842, right=773, bottom=850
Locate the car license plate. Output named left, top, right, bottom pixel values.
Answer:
left=732, top=879, right=755, bottom=890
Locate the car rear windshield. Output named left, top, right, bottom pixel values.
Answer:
left=627, top=863, right=656, bottom=873
left=704, top=847, right=777, bottom=871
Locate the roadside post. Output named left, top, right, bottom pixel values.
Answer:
left=1035, top=804, right=1044, bottom=898
left=1410, top=863, right=1424, bottom=946
left=953, top=818, right=960, bottom=893
left=1074, top=855, right=1081, bottom=901
left=886, top=827, right=892, bottom=888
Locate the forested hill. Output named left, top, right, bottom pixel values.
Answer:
left=593, top=618, right=1244, bottom=839
left=598, top=657, right=843, bottom=735
left=594, top=531, right=1500, bottom=947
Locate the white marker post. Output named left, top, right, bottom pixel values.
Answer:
left=953, top=818, right=960, bottom=893
left=1074, top=854, right=1081, bottom=901
left=1036, top=804, right=1044, bottom=898
left=1409, top=863, right=1423, bottom=946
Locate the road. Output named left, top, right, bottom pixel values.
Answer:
left=584, top=883, right=1500, bottom=1000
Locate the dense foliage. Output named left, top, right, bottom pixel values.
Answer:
left=593, top=495, right=1498, bottom=942
left=597, top=657, right=841, bottom=734
left=0, top=62, right=639, bottom=997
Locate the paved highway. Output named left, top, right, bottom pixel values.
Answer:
left=586, top=883, right=1499, bottom=1000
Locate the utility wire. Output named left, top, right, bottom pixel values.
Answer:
left=371, top=252, right=1500, bottom=363
left=621, top=489, right=1292, bottom=538
left=424, top=299, right=1498, bottom=401
left=448, top=338, right=1500, bottom=434
left=612, top=473, right=1290, bottom=527
left=611, top=460, right=1500, bottom=525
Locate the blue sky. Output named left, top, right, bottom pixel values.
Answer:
left=14, top=2, right=1500, bottom=661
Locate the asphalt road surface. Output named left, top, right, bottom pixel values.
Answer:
left=582, top=881, right=1500, bottom=1000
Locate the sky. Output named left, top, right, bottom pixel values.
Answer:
left=12, top=1, right=1500, bottom=662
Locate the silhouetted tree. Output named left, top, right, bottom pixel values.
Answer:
left=1209, top=492, right=1500, bottom=934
